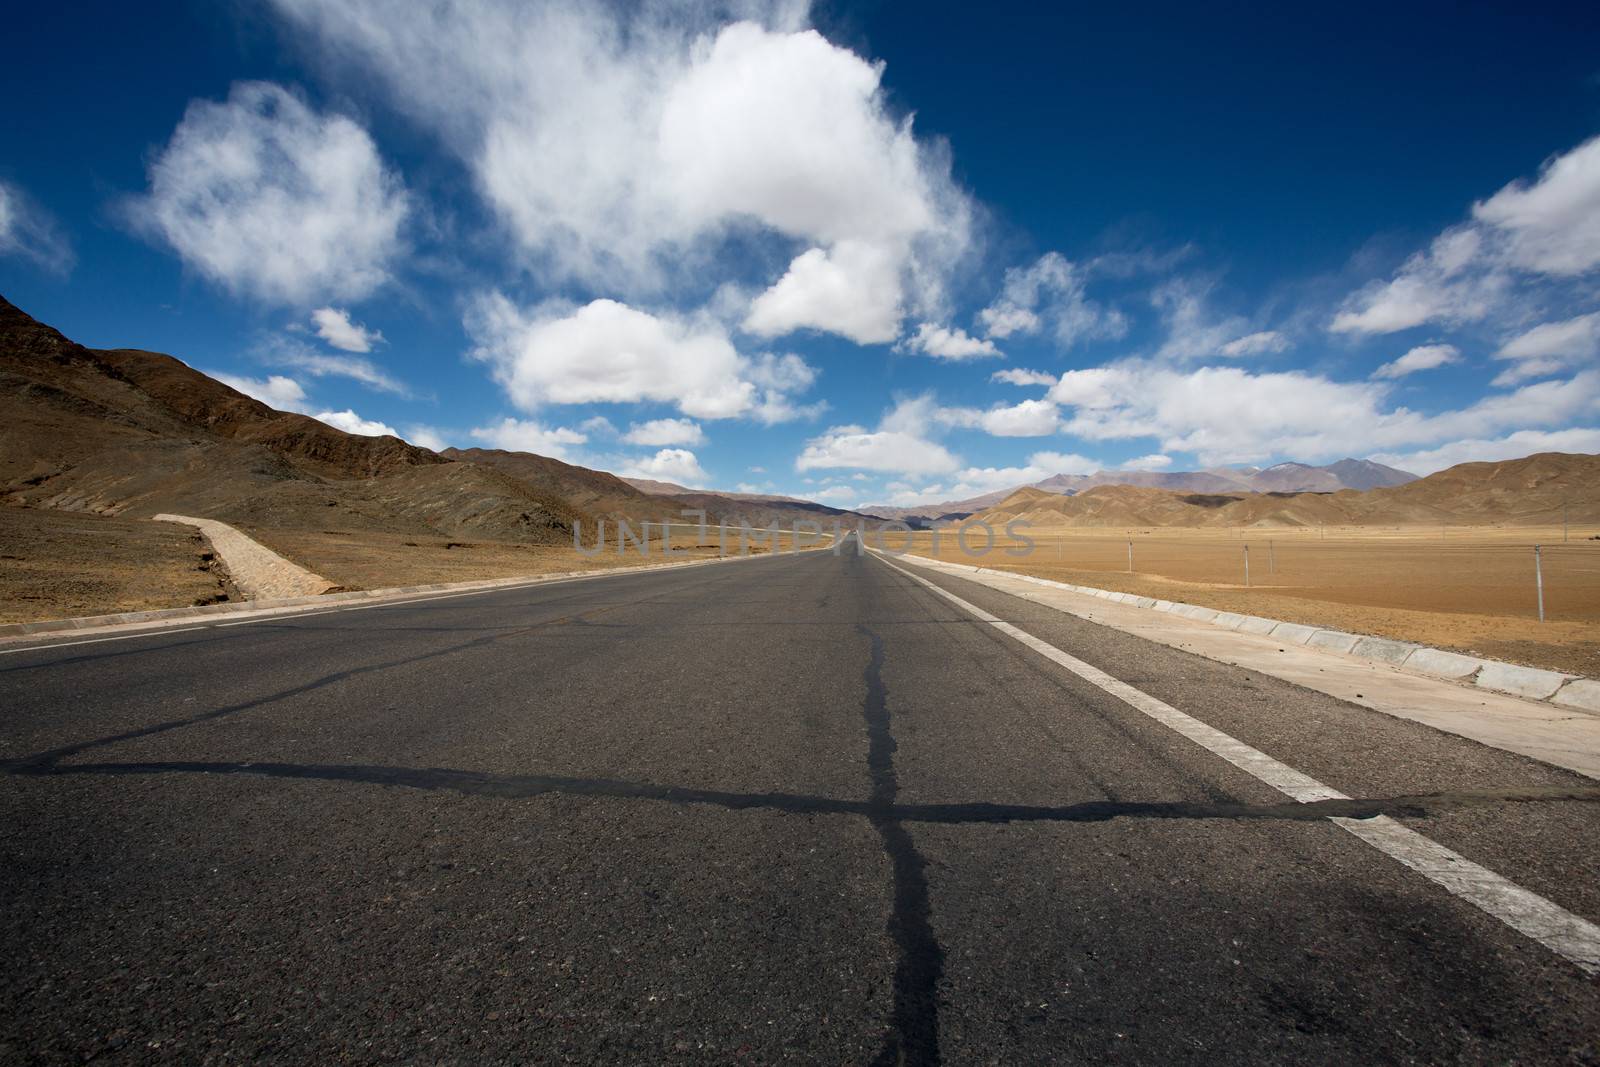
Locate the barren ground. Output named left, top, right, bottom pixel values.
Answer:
left=0, top=508, right=830, bottom=625
left=237, top=526, right=812, bottom=591
left=900, top=524, right=1600, bottom=677
left=0, top=507, right=232, bottom=623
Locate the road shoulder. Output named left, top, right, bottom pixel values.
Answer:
left=877, top=549, right=1600, bottom=780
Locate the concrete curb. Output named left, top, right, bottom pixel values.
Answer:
left=0, top=543, right=816, bottom=647
left=880, top=550, right=1598, bottom=716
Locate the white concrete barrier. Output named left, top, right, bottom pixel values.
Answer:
left=884, top=552, right=1598, bottom=719
left=1307, top=630, right=1363, bottom=655
left=1475, top=662, right=1575, bottom=702
left=1402, top=647, right=1485, bottom=680
left=1555, top=680, right=1600, bottom=714
left=1352, top=637, right=1425, bottom=666
left=1269, top=622, right=1320, bottom=645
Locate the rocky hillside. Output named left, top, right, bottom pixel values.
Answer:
left=0, top=295, right=583, bottom=542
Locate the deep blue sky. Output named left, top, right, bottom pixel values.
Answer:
left=3, top=1, right=1598, bottom=505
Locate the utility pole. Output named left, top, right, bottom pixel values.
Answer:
left=1534, top=545, right=1546, bottom=623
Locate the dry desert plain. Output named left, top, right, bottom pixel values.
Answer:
left=892, top=522, right=1600, bottom=677
left=0, top=511, right=818, bottom=625
left=235, top=522, right=814, bottom=591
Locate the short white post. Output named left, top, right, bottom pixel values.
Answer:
left=1535, top=545, right=1545, bottom=623
left=1127, top=540, right=1133, bottom=573
left=1268, top=540, right=1275, bottom=574
left=1243, top=544, right=1250, bottom=587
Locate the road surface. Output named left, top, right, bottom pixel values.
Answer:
left=3, top=539, right=1598, bottom=1063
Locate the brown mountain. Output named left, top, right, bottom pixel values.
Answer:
left=0, top=295, right=583, bottom=542
left=622, top=476, right=696, bottom=496
left=444, top=448, right=673, bottom=520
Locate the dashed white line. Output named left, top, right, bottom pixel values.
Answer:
left=874, top=551, right=1600, bottom=976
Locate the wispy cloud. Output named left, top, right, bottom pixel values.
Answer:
left=0, top=179, right=74, bottom=274
left=261, top=336, right=409, bottom=395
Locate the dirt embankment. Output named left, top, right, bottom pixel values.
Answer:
left=0, top=507, right=234, bottom=623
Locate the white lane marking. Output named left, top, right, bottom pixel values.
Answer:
left=874, top=552, right=1600, bottom=975
left=0, top=626, right=209, bottom=656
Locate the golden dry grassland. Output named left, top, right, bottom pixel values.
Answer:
left=892, top=523, right=1600, bottom=677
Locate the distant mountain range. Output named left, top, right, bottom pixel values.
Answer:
left=972, top=451, right=1599, bottom=529
left=859, top=459, right=1418, bottom=523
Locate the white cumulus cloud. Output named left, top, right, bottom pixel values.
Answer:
left=1027, top=451, right=1099, bottom=475
left=797, top=428, right=959, bottom=476
left=1472, top=135, right=1600, bottom=277
left=211, top=372, right=310, bottom=412
left=268, top=2, right=971, bottom=341
left=311, top=306, right=384, bottom=352
left=975, top=399, right=1061, bottom=437
left=1047, top=359, right=1600, bottom=466
left=797, top=395, right=960, bottom=476
left=469, top=417, right=587, bottom=460
left=991, top=368, right=1057, bottom=387
left=619, top=448, right=710, bottom=487
left=900, top=322, right=1002, bottom=360
left=1372, top=343, right=1461, bottom=380
left=467, top=294, right=817, bottom=421
left=808, top=485, right=859, bottom=504
left=1218, top=330, right=1287, bottom=357
left=129, top=82, right=408, bottom=305
left=1332, top=136, right=1600, bottom=336
left=1370, top=427, right=1600, bottom=475
left=744, top=240, right=904, bottom=344
left=1331, top=227, right=1502, bottom=335
left=623, top=418, right=706, bottom=447
left=404, top=425, right=451, bottom=451
left=315, top=408, right=399, bottom=437
left=1492, top=312, right=1600, bottom=384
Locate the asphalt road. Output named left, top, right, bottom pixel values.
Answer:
left=2, top=539, right=1598, bottom=1064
